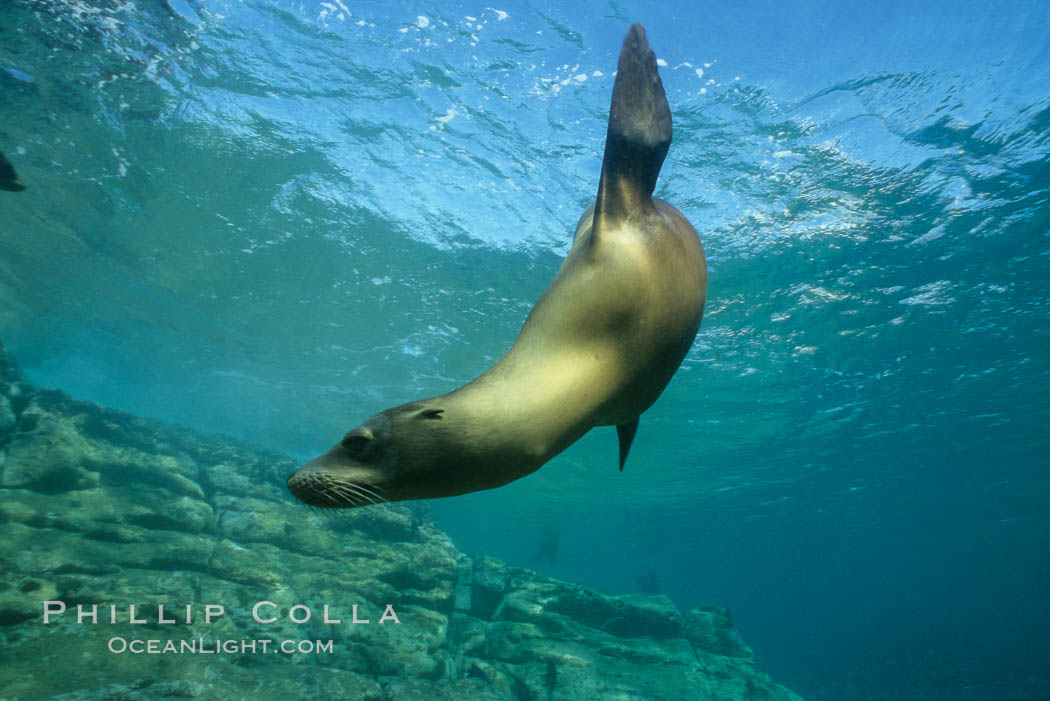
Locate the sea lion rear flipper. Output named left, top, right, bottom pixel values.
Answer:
left=616, top=417, right=639, bottom=471
left=592, top=24, right=671, bottom=238
left=0, top=151, right=26, bottom=192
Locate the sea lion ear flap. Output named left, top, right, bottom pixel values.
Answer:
left=418, top=408, right=445, bottom=420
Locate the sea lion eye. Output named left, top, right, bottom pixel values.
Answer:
left=419, top=408, right=444, bottom=420
left=341, top=429, right=374, bottom=457
left=343, top=435, right=369, bottom=452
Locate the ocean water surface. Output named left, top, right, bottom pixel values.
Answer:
left=1, top=0, right=1048, bottom=699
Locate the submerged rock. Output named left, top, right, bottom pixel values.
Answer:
left=0, top=340, right=803, bottom=700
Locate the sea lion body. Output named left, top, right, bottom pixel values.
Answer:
left=288, top=25, right=706, bottom=508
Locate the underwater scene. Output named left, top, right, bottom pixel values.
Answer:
left=1, top=0, right=1048, bottom=699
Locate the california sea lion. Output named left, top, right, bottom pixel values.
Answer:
left=288, top=24, right=706, bottom=508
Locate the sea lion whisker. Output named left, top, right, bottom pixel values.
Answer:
left=347, top=482, right=386, bottom=504
left=356, top=490, right=381, bottom=506
left=340, top=485, right=376, bottom=507
left=342, top=490, right=368, bottom=508
left=349, top=486, right=381, bottom=506
left=327, top=478, right=383, bottom=506
left=327, top=484, right=361, bottom=506
left=335, top=483, right=372, bottom=507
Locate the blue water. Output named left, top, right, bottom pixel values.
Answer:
left=2, top=1, right=1049, bottom=699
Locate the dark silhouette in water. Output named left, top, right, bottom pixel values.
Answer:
left=637, top=570, right=661, bottom=594
left=529, top=531, right=559, bottom=566
left=545, top=660, right=557, bottom=701
left=0, top=151, right=25, bottom=191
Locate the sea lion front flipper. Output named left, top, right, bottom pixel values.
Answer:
left=616, top=417, right=639, bottom=471
left=0, top=151, right=26, bottom=192
left=592, top=24, right=671, bottom=238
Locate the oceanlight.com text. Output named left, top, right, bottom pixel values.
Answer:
left=107, top=637, right=334, bottom=655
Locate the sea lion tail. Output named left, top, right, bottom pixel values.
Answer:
left=593, top=24, right=671, bottom=232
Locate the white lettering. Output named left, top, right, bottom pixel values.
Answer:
left=76, top=604, right=98, bottom=624
left=252, top=601, right=277, bottom=624
left=379, top=605, right=401, bottom=624
left=322, top=605, right=341, bottom=624
left=289, top=605, right=311, bottom=624
left=42, top=600, right=66, bottom=624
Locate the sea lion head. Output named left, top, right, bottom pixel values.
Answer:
left=286, top=402, right=453, bottom=509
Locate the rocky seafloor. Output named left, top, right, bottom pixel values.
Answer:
left=0, top=340, right=802, bottom=701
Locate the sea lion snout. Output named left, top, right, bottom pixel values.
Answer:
left=286, top=459, right=325, bottom=503
left=287, top=455, right=387, bottom=508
